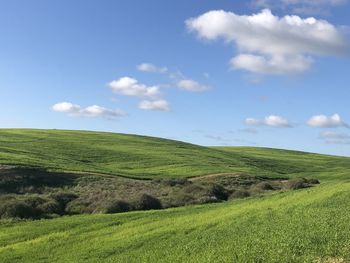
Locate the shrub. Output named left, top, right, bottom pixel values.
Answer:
left=38, top=200, right=61, bottom=215
left=256, top=182, right=274, bottom=191
left=51, top=192, right=78, bottom=214
left=209, top=184, right=229, bottom=201
left=105, top=200, right=132, bottom=214
left=286, top=178, right=310, bottom=190
left=24, top=196, right=47, bottom=207
left=134, top=194, right=162, bottom=210
left=229, top=190, right=250, bottom=199
left=0, top=200, right=39, bottom=219
left=159, top=178, right=191, bottom=187
left=308, top=178, right=320, bottom=184
left=183, top=184, right=204, bottom=194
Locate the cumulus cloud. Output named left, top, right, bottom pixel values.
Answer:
left=245, top=115, right=292, bottom=127
left=307, top=114, right=348, bottom=128
left=177, top=79, right=209, bottom=92
left=52, top=102, right=80, bottom=113
left=319, top=131, right=350, bottom=144
left=109, top=77, right=160, bottom=98
left=186, top=9, right=349, bottom=75
left=253, top=0, right=348, bottom=15
left=52, top=102, right=125, bottom=119
left=137, top=63, right=168, bottom=73
left=138, top=100, right=170, bottom=111
left=231, top=54, right=313, bottom=74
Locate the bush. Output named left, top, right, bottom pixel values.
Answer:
left=134, top=194, right=162, bottom=210
left=308, top=178, right=320, bottom=184
left=51, top=192, right=78, bottom=213
left=38, top=200, right=61, bottom=215
left=286, top=178, right=310, bottom=190
left=209, top=184, right=229, bottom=201
left=229, top=190, right=250, bottom=199
left=105, top=200, right=132, bottom=214
left=256, top=182, right=274, bottom=191
left=0, top=200, right=39, bottom=219
left=159, top=178, right=191, bottom=187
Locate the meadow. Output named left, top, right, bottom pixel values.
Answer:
left=0, top=129, right=349, bottom=262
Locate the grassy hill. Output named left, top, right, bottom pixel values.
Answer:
left=0, top=129, right=349, bottom=179
left=0, top=129, right=350, bottom=262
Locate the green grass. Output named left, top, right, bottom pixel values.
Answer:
left=0, top=129, right=349, bottom=179
left=0, top=129, right=350, bottom=262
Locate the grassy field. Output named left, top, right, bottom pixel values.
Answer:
left=0, top=129, right=350, bottom=262
left=0, top=129, right=349, bottom=179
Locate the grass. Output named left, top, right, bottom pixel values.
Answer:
left=0, top=129, right=350, bottom=262
left=1, top=182, right=350, bottom=262
left=0, top=129, right=349, bottom=179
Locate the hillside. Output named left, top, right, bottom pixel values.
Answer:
left=0, top=129, right=350, bottom=262
left=0, top=129, right=349, bottom=179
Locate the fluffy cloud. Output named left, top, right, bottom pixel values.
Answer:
left=253, top=0, right=348, bottom=15
left=138, top=100, right=170, bottom=111
left=186, top=9, right=349, bottom=75
left=231, top=54, right=312, bottom=74
left=177, top=79, right=209, bottom=92
left=109, top=77, right=160, bottom=98
left=307, top=114, right=348, bottom=128
left=245, top=115, right=292, bottom=127
left=137, top=63, right=168, bottom=73
left=52, top=102, right=125, bottom=119
left=319, top=131, right=350, bottom=144
left=52, top=102, right=80, bottom=113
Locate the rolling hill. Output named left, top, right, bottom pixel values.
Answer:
left=0, top=129, right=350, bottom=262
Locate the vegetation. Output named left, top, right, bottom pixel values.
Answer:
left=1, top=129, right=349, bottom=179
left=0, top=129, right=349, bottom=262
left=0, top=167, right=302, bottom=218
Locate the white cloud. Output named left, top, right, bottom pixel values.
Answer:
left=138, top=100, right=170, bottom=111
left=52, top=102, right=80, bottom=113
left=307, top=114, right=348, bottom=128
left=137, top=63, right=168, bottom=73
left=52, top=102, right=125, bottom=119
left=109, top=77, right=160, bottom=98
left=319, top=131, right=350, bottom=144
left=253, top=0, right=348, bottom=15
left=230, top=54, right=313, bottom=75
left=245, top=115, right=292, bottom=127
left=177, top=79, right=209, bottom=92
left=186, top=9, right=349, bottom=75
left=264, top=115, right=291, bottom=127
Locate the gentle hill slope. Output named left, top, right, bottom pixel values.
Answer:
left=0, top=129, right=349, bottom=179
left=0, top=129, right=350, bottom=262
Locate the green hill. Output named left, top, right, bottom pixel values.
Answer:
left=0, top=129, right=350, bottom=262
left=0, top=129, right=349, bottom=179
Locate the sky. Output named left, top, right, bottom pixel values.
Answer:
left=1, top=0, right=350, bottom=156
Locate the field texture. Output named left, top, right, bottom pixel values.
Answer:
left=0, top=129, right=349, bottom=262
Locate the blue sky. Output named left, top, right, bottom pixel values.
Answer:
left=1, top=0, right=350, bottom=156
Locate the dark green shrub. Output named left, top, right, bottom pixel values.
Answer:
left=159, top=178, right=191, bottom=187
left=229, top=190, right=250, bottom=199
left=286, top=178, right=310, bottom=190
left=37, top=200, right=61, bottom=215
left=0, top=200, right=39, bottom=219
left=105, top=200, right=132, bottom=214
left=209, top=184, right=229, bottom=200
left=308, top=179, right=320, bottom=184
left=256, top=182, right=274, bottom=190
left=51, top=192, right=78, bottom=214
left=183, top=184, right=204, bottom=194
left=24, top=196, right=46, bottom=207
left=134, top=194, right=162, bottom=210
left=52, top=192, right=78, bottom=205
